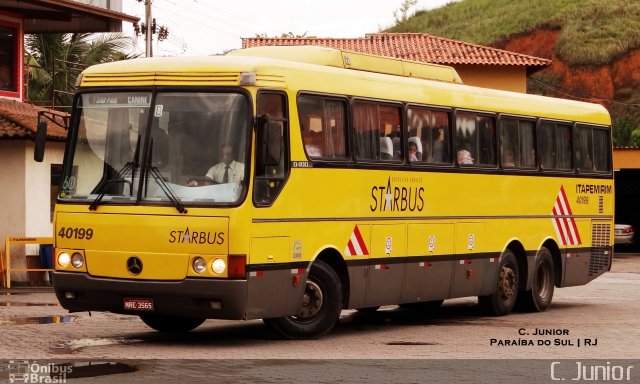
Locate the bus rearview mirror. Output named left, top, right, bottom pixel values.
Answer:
left=34, top=119, right=48, bottom=162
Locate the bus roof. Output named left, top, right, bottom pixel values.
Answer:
left=79, top=47, right=610, bottom=126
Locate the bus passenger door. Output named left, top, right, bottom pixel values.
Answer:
left=363, top=224, right=406, bottom=307
left=401, top=223, right=454, bottom=303
left=449, top=222, right=486, bottom=298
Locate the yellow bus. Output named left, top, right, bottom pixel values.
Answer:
left=37, top=46, right=613, bottom=339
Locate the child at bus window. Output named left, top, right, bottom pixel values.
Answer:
left=503, top=148, right=516, bottom=167
left=187, top=144, right=244, bottom=186
left=408, top=141, right=419, bottom=162
left=408, top=137, right=422, bottom=162
left=457, top=148, right=474, bottom=165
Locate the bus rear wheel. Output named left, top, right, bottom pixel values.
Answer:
left=263, top=260, right=342, bottom=339
left=517, top=247, right=555, bottom=312
left=140, top=314, right=205, bottom=333
left=480, top=250, right=519, bottom=316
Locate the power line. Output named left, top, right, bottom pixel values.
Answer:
left=529, top=76, right=640, bottom=108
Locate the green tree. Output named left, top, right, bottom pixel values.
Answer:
left=612, top=115, right=639, bottom=147
left=25, top=33, right=138, bottom=111
left=393, top=0, right=419, bottom=32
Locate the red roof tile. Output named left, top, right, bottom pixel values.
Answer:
left=242, top=33, right=550, bottom=67
left=0, top=98, right=67, bottom=141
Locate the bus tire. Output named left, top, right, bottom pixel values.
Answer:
left=263, top=260, right=342, bottom=339
left=479, top=249, right=519, bottom=316
left=516, top=247, right=555, bottom=312
left=139, top=314, right=205, bottom=333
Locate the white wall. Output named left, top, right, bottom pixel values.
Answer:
left=25, top=141, right=65, bottom=237
left=0, top=140, right=26, bottom=280
left=0, top=140, right=65, bottom=283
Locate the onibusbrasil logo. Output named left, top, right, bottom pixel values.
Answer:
left=6, top=360, right=72, bottom=383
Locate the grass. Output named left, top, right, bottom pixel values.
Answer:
left=388, top=0, right=640, bottom=66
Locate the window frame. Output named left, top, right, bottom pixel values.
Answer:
left=453, top=108, right=498, bottom=169
left=0, top=17, right=22, bottom=99
left=350, top=97, right=404, bottom=165
left=296, top=92, right=350, bottom=163
left=497, top=114, right=538, bottom=171
left=537, top=118, right=575, bottom=173
left=405, top=103, right=454, bottom=167
left=574, top=122, right=612, bottom=175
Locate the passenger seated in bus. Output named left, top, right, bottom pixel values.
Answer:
left=431, top=128, right=446, bottom=163
left=457, top=147, right=474, bottom=165
left=380, top=137, right=393, bottom=160
left=302, top=127, right=324, bottom=157
left=187, top=143, right=244, bottom=186
left=408, top=136, right=422, bottom=162
left=502, top=148, right=516, bottom=167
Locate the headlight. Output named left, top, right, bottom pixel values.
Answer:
left=71, top=252, right=84, bottom=269
left=57, top=252, right=70, bottom=268
left=193, top=257, right=206, bottom=274
left=211, top=258, right=226, bottom=275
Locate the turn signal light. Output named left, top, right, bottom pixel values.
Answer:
left=228, top=255, right=246, bottom=278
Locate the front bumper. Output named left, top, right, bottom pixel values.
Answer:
left=53, top=272, right=248, bottom=319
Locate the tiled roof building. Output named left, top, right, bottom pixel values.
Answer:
left=243, top=33, right=550, bottom=67
left=0, top=98, right=66, bottom=141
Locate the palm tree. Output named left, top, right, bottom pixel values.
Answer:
left=25, top=33, right=139, bottom=111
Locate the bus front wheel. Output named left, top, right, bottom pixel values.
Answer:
left=516, top=247, right=555, bottom=312
left=480, top=249, right=519, bottom=316
left=264, top=260, right=343, bottom=339
left=140, top=314, right=205, bottom=333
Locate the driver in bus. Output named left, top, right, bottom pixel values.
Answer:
left=187, top=143, right=244, bottom=186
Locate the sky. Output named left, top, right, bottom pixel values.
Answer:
left=121, top=0, right=455, bottom=57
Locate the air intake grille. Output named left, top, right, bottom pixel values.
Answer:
left=591, top=223, right=611, bottom=247
left=589, top=222, right=611, bottom=276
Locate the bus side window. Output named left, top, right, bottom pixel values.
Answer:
left=254, top=92, right=289, bottom=206
left=539, top=120, right=572, bottom=171
left=576, top=124, right=611, bottom=173
left=297, top=95, right=347, bottom=160
left=499, top=118, right=536, bottom=169
left=353, top=101, right=401, bottom=162
left=406, top=106, right=451, bottom=164
left=456, top=111, right=496, bottom=166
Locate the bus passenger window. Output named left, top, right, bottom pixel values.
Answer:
left=576, top=124, right=611, bottom=173
left=353, top=101, right=401, bottom=162
left=456, top=112, right=496, bottom=166
left=297, top=95, right=347, bottom=160
left=499, top=118, right=536, bottom=169
left=406, top=107, right=451, bottom=164
left=539, top=121, right=572, bottom=171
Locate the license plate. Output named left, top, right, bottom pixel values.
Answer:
left=123, top=297, right=154, bottom=311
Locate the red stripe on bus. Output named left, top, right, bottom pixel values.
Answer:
left=353, top=225, right=369, bottom=255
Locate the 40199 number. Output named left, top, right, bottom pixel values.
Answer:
left=57, top=227, right=94, bottom=240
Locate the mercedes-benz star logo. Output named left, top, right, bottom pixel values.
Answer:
left=126, top=256, right=143, bottom=275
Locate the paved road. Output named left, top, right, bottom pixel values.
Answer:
left=0, top=255, right=638, bottom=382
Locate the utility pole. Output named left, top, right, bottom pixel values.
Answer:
left=145, top=0, right=153, bottom=57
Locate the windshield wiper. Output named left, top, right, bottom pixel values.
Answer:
left=89, top=135, right=140, bottom=211
left=146, top=138, right=187, bottom=214
left=147, top=165, right=187, bottom=214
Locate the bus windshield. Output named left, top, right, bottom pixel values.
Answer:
left=60, top=91, right=250, bottom=207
